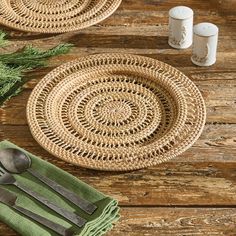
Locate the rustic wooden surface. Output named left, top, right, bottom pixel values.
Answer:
left=0, top=0, right=236, bottom=235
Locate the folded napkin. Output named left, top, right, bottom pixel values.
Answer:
left=0, top=140, right=120, bottom=236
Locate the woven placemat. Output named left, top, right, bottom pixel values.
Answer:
left=27, top=54, right=206, bottom=171
left=0, top=0, right=121, bottom=33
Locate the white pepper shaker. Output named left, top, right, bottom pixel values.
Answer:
left=191, top=22, right=219, bottom=66
left=168, top=6, right=194, bottom=49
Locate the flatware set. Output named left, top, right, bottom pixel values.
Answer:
left=0, top=165, right=87, bottom=227
left=0, top=148, right=97, bottom=215
left=0, top=188, right=74, bottom=236
left=0, top=148, right=99, bottom=232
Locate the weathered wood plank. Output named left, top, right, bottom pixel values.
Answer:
left=0, top=128, right=235, bottom=207
left=0, top=76, right=235, bottom=125
left=109, top=208, right=236, bottom=236
left=1, top=27, right=235, bottom=55
left=6, top=33, right=234, bottom=51
left=1, top=28, right=235, bottom=54
left=1, top=123, right=236, bottom=162
left=1, top=208, right=236, bottom=236
left=45, top=162, right=236, bottom=206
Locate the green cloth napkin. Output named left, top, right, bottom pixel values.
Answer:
left=0, top=140, right=120, bottom=236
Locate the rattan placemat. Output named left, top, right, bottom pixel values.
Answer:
left=0, top=0, right=121, bottom=33
left=27, top=54, right=206, bottom=171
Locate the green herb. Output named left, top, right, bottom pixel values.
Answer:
left=0, top=44, right=73, bottom=69
left=0, top=31, right=73, bottom=106
left=0, top=62, right=22, bottom=99
left=0, top=31, right=8, bottom=47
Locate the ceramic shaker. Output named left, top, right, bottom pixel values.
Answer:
left=191, top=22, right=219, bottom=66
left=168, top=6, right=194, bottom=49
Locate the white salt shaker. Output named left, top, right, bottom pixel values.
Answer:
left=191, top=22, right=219, bottom=66
left=168, top=6, right=194, bottom=49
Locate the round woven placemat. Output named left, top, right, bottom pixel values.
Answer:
left=27, top=54, right=206, bottom=171
left=0, top=0, right=121, bottom=33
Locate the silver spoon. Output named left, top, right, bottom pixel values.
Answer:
left=0, top=148, right=31, bottom=174
left=0, top=148, right=97, bottom=215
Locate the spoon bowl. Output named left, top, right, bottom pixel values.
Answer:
left=0, top=148, right=31, bottom=174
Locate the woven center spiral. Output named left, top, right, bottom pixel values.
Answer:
left=96, top=100, right=132, bottom=123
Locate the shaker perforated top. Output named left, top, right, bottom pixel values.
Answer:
left=169, top=6, right=193, bottom=20
left=194, top=23, right=219, bottom=37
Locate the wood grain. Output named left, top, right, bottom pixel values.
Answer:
left=1, top=124, right=236, bottom=163
left=1, top=208, right=236, bottom=236
left=1, top=78, right=236, bottom=124
left=0, top=0, right=236, bottom=235
left=108, top=208, right=236, bottom=236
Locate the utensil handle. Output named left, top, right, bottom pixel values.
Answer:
left=27, top=168, right=97, bottom=215
left=13, top=205, right=74, bottom=236
left=14, top=182, right=87, bottom=228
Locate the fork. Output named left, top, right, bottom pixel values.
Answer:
left=0, top=165, right=87, bottom=227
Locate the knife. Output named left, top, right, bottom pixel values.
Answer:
left=0, top=188, right=75, bottom=236
left=27, top=168, right=97, bottom=215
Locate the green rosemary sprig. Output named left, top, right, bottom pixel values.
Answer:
left=0, top=62, right=22, bottom=95
left=0, top=31, right=8, bottom=47
left=0, top=44, right=73, bottom=69
left=0, top=31, right=73, bottom=106
left=0, top=62, right=23, bottom=102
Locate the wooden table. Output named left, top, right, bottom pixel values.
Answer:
left=0, top=0, right=236, bottom=235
